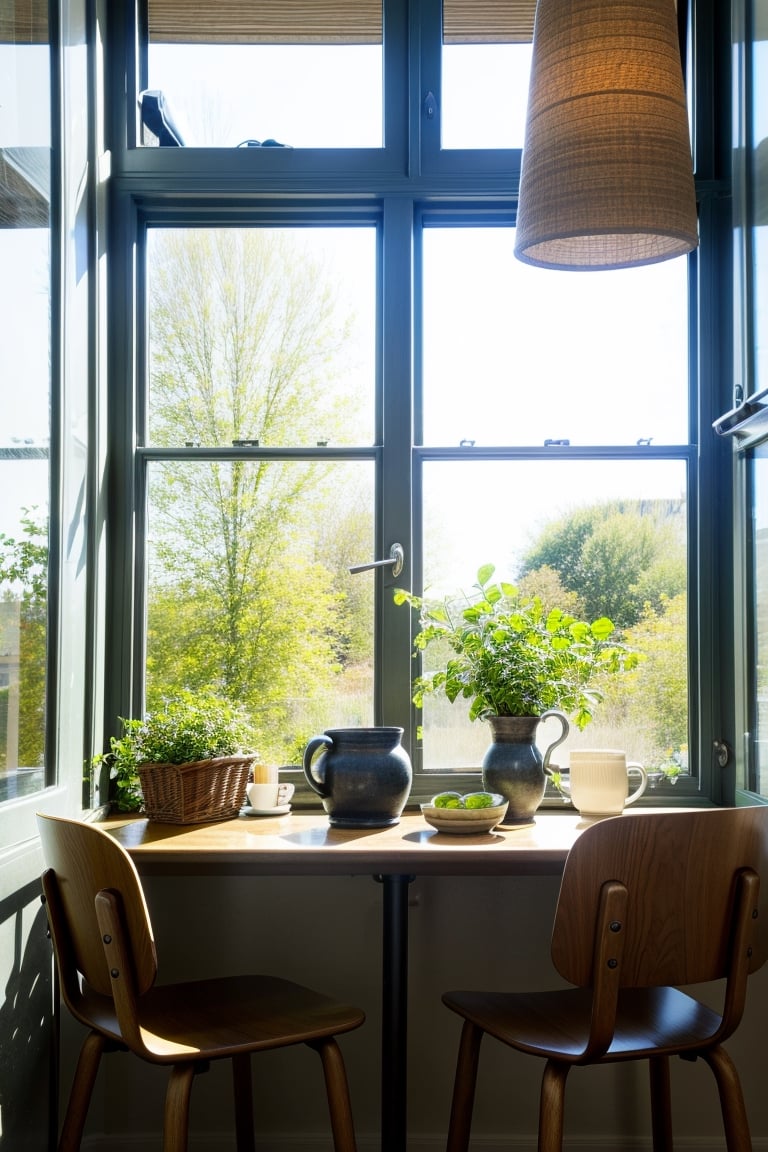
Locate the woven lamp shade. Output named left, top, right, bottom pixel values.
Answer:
left=514, top=0, right=698, bottom=271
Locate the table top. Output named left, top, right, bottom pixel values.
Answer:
left=104, top=810, right=595, bottom=877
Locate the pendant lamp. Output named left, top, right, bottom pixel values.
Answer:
left=514, top=0, right=699, bottom=271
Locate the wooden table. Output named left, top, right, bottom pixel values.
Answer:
left=106, top=810, right=587, bottom=1152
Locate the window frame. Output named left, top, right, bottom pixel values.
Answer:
left=99, top=0, right=731, bottom=808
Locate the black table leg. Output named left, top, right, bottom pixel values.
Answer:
left=376, top=873, right=413, bottom=1152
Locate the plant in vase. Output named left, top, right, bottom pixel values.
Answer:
left=395, top=564, right=638, bottom=826
left=93, top=689, right=258, bottom=821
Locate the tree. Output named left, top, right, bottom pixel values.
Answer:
left=146, top=229, right=369, bottom=758
left=517, top=500, right=688, bottom=764
left=602, top=593, right=688, bottom=754
left=0, top=511, right=48, bottom=768
left=518, top=499, right=685, bottom=629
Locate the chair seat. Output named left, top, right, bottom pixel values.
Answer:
left=443, top=984, right=723, bottom=1063
left=80, top=974, right=365, bottom=1063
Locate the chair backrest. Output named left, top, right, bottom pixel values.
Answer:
left=551, top=807, right=768, bottom=989
left=37, top=813, right=158, bottom=998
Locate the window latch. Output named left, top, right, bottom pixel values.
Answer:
left=349, top=543, right=405, bottom=578
left=424, top=91, right=437, bottom=120
left=713, top=739, right=730, bottom=768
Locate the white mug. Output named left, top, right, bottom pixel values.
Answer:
left=564, top=750, right=648, bottom=818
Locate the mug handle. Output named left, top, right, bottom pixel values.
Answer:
left=624, top=762, right=648, bottom=805
left=302, top=734, right=333, bottom=797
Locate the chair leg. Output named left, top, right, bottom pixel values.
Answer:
left=649, top=1055, right=673, bottom=1151
left=309, top=1038, right=358, bottom=1152
left=446, top=1020, right=483, bottom=1152
left=538, top=1059, right=569, bottom=1152
left=232, top=1053, right=256, bottom=1152
left=163, top=1063, right=197, bottom=1152
left=701, top=1045, right=753, bottom=1152
left=58, top=1030, right=107, bottom=1152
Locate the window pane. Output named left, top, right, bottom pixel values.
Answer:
left=419, top=459, right=688, bottom=779
left=422, top=228, right=689, bottom=446
left=441, top=44, right=531, bottom=150
left=147, top=227, right=376, bottom=448
left=145, top=460, right=375, bottom=764
left=751, top=9, right=768, bottom=393
left=0, top=30, right=50, bottom=802
left=440, top=0, right=534, bottom=149
left=145, top=2, right=383, bottom=148
left=751, top=448, right=768, bottom=794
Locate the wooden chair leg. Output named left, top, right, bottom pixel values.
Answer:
left=309, top=1038, right=358, bottom=1152
left=538, top=1059, right=569, bottom=1152
left=446, top=1020, right=484, bottom=1152
left=702, top=1045, right=753, bottom=1152
left=58, top=1030, right=107, bottom=1152
left=163, top=1063, right=197, bottom=1152
left=649, top=1055, right=673, bottom=1151
left=232, top=1053, right=256, bottom=1152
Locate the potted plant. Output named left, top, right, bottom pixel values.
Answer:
left=395, top=564, right=638, bottom=825
left=94, top=689, right=258, bottom=823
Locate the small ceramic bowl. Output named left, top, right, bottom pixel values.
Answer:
left=420, top=794, right=508, bottom=835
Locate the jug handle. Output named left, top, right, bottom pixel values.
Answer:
left=539, top=710, right=570, bottom=777
left=303, top=733, right=333, bottom=797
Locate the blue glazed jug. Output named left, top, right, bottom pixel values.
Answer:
left=303, top=727, right=412, bottom=829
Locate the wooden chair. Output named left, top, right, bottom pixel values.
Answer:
left=37, top=813, right=365, bottom=1152
left=442, top=807, right=768, bottom=1152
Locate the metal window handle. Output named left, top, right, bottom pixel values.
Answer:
left=348, top=543, right=404, bottom=578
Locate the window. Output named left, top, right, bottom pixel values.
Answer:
left=0, top=7, right=51, bottom=803
left=0, top=0, right=97, bottom=844
left=416, top=222, right=690, bottom=776
left=732, top=0, right=768, bottom=801
left=107, top=0, right=723, bottom=805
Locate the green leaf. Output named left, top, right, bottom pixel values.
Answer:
left=590, top=616, right=615, bottom=640
left=477, top=563, right=495, bottom=587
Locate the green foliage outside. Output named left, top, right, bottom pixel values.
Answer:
left=518, top=499, right=686, bottom=629
left=602, top=592, right=688, bottom=754
left=145, top=230, right=373, bottom=762
left=517, top=502, right=688, bottom=768
left=0, top=512, right=48, bottom=769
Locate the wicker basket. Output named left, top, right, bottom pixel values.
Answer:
left=137, top=754, right=255, bottom=824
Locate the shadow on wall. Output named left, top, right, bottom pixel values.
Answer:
left=0, top=881, right=53, bottom=1152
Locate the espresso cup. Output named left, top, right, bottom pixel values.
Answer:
left=246, top=781, right=294, bottom=810
left=566, top=749, right=648, bottom=818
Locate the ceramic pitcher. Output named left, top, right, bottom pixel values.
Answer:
left=481, top=710, right=570, bottom=828
left=303, top=726, right=412, bottom=828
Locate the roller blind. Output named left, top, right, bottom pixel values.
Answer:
left=146, top=1, right=537, bottom=45
left=0, top=0, right=48, bottom=44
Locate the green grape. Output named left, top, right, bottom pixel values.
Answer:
left=432, top=791, right=465, bottom=809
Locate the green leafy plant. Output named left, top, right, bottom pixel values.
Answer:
left=93, top=689, right=256, bottom=812
left=395, top=564, right=638, bottom=730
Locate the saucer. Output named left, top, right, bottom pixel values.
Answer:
left=241, top=803, right=292, bottom=817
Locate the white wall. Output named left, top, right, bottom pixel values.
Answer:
left=57, top=871, right=768, bottom=1151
